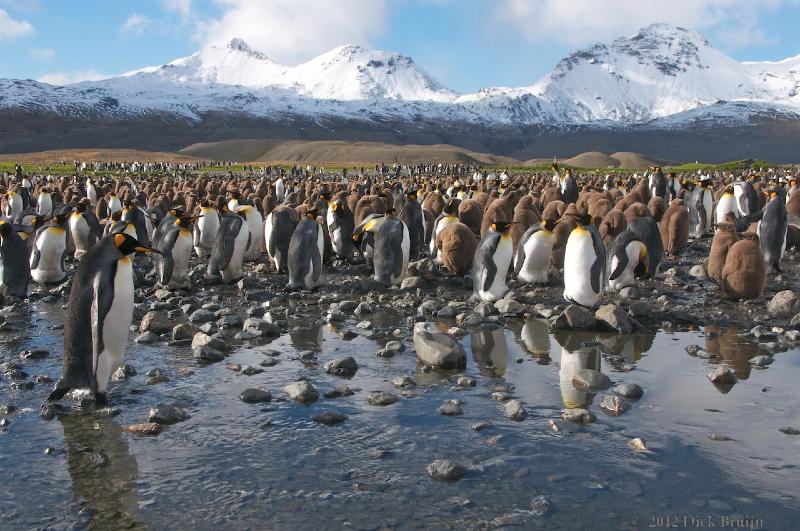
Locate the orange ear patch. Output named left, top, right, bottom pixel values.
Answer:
left=114, top=233, right=125, bottom=247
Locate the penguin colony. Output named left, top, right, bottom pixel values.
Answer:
left=0, top=161, right=795, bottom=403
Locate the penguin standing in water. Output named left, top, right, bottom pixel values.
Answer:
left=689, top=177, right=713, bottom=238
left=207, top=208, right=250, bottom=283
left=606, top=230, right=648, bottom=292
left=47, top=233, right=160, bottom=405
left=0, top=220, right=30, bottom=299
left=236, top=205, right=264, bottom=262
left=514, top=219, right=558, bottom=285
left=563, top=214, right=606, bottom=308
left=155, top=214, right=197, bottom=290
left=264, top=205, right=298, bottom=273
left=287, top=209, right=324, bottom=290
left=399, top=189, right=425, bottom=261
left=757, top=189, right=788, bottom=271
left=193, top=200, right=220, bottom=258
left=30, top=207, right=72, bottom=284
left=472, top=221, right=514, bottom=302
left=69, top=200, right=102, bottom=259
left=372, top=208, right=410, bottom=287
left=326, top=197, right=355, bottom=260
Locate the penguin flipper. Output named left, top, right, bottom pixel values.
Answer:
left=30, top=248, right=41, bottom=270
left=608, top=246, right=629, bottom=281
left=514, top=225, right=538, bottom=277
left=47, top=379, right=70, bottom=402
left=312, top=236, right=323, bottom=283
left=590, top=255, right=604, bottom=294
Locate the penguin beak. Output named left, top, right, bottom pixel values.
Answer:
left=135, top=246, right=161, bottom=255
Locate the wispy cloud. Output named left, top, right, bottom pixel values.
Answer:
left=121, top=13, right=152, bottom=36
left=38, top=69, right=109, bottom=85
left=164, top=0, right=192, bottom=17
left=0, top=7, right=33, bottom=40
left=29, top=46, right=54, bottom=61
left=196, top=0, right=390, bottom=64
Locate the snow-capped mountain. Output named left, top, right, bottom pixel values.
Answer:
left=1, top=23, right=799, bottom=160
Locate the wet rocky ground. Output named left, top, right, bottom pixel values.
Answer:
left=2, top=238, right=800, bottom=529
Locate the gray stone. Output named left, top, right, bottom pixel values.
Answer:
left=242, top=317, right=281, bottom=338
left=438, top=399, right=463, bottom=416
left=284, top=381, right=319, bottom=403
left=688, top=264, right=707, bottom=279
left=437, top=306, right=457, bottom=318
left=384, top=341, right=406, bottom=355
left=531, top=495, right=550, bottom=517
left=552, top=304, right=598, bottom=330
left=748, top=355, right=773, bottom=367
left=112, top=364, right=137, bottom=381
left=324, top=386, right=355, bottom=398
left=572, top=369, right=612, bottom=390
left=392, top=376, right=416, bottom=389
left=217, top=314, right=244, bottom=328
left=191, top=332, right=227, bottom=351
left=367, top=391, right=399, bottom=406
left=503, top=399, right=528, bottom=421
left=561, top=408, right=596, bottom=424
left=239, top=388, right=272, bottom=403
left=149, top=403, right=190, bottom=424
left=135, top=331, right=159, bottom=344
left=614, top=382, right=644, bottom=399
left=401, top=276, right=426, bottom=289
left=768, top=290, right=800, bottom=317
left=619, top=286, right=640, bottom=300
left=457, top=376, right=476, bottom=387
left=172, top=324, right=194, bottom=341
left=413, top=323, right=467, bottom=370
left=324, top=356, right=359, bottom=377
left=600, top=394, right=631, bottom=416
left=595, top=304, right=633, bottom=334
left=139, top=311, right=173, bottom=334
left=311, top=411, right=347, bottom=425
left=354, top=301, right=372, bottom=317
left=193, top=346, right=225, bottom=363
left=495, top=298, right=524, bottom=315
left=707, top=366, right=737, bottom=385
left=426, top=459, right=468, bottom=481
left=189, top=309, right=216, bottom=324
left=629, top=301, right=650, bottom=318
left=338, top=300, right=358, bottom=312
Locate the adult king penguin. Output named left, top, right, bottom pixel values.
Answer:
left=514, top=219, right=558, bottom=285
left=563, top=214, right=606, bottom=308
left=372, top=208, right=410, bottom=287
left=327, top=197, right=355, bottom=260
left=207, top=208, right=249, bottom=283
left=192, top=200, right=220, bottom=258
left=606, top=229, right=648, bottom=292
left=689, top=177, right=714, bottom=238
left=69, top=200, right=102, bottom=259
left=155, top=214, right=197, bottom=290
left=30, top=207, right=72, bottom=284
left=264, top=205, right=298, bottom=273
left=0, top=220, right=31, bottom=299
left=758, top=188, right=788, bottom=271
left=287, top=209, right=324, bottom=290
left=47, top=233, right=159, bottom=405
left=399, top=189, right=425, bottom=261
left=472, top=220, right=514, bottom=302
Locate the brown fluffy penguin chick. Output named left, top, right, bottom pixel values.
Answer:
left=550, top=204, right=581, bottom=269
left=480, top=196, right=512, bottom=237
left=354, top=195, right=387, bottom=226
left=659, top=199, right=690, bottom=256
left=721, top=232, right=766, bottom=299
left=458, top=199, right=483, bottom=235
left=599, top=209, right=627, bottom=247
left=708, top=222, right=738, bottom=286
left=436, top=222, right=477, bottom=276
left=422, top=192, right=445, bottom=217
left=588, top=197, right=612, bottom=222
left=648, top=196, right=666, bottom=222
left=511, top=206, right=539, bottom=251
left=541, top=200, right=566, bottom=221
left=624, top=202, right=651, bottom=224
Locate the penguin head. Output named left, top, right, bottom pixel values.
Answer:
left=542, top=218, right=559, bottom=232
left=305, top=208, right=319, bottom=219
left=169, top=206, right=185, bottom=217
left=491, top=221, right=513, bottom=234
left=328, top=201, right=339, bottom=213
left=113, top=233, right=161, bottom=256
left=31, top=214, right=49, bottom=228
left=386, top=208, right=397, bottom=217
left=576, top=213, right=593, bottom=226
left=110, top=209, right=123, bottom=222
left=406, top=190, right=417, bottom=201
left=175, top=214, right=199, bottom=229
left=443, top=199, right=459, bottom=215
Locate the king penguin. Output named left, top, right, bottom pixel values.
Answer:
left=3, top=190, right=23, bottom=220
left=236, top=204, right=264, bottom=262
left=47, top=233, right=159, bottom=405
left=563, top=214, right=606, bottom=308
left=715, top=185, right=738, bottom=223
left=122, top=200, right=151, bottom=247
left=399, top=189, right=426, bottom=261
left=193, top=200, right=220, bottom=258
left=264, top=205, right=298, bottom=273
left=472, top=220, right=514, bottom=302
left=30, top=206, right=73, bottom=284
left=69, top=200, right=102, bottom=259
left=372, top=208, right=410, bottom=287
left=155, top=214, right=197, bottom=290
left=757, top=188, right=788, bottom=271
left=607, top=229, right=648, bottom=292
left=733, top=180, right=758, bottom=216
left=352, top=212, right=387, bottom=270
left=326, top=197, right=355, bottom=260
left=0, top=220, right=31, bottom=299
left=287, top=209, right=324, bottom=290
left=689, top=177, right=714, bottom=238
left=206, top=208, right=250, bottom=283
left=514, top=218, right=558, bottom=285
left=36, top=187, right=54, bottom=216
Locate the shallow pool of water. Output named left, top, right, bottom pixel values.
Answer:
left=1, top=295, right=799, bottom=529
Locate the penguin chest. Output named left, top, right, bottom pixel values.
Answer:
left=609, top=241, right=644, bottom=291
left=264, top=214, right=276, bottom=260
left=481, top=236, right=512, bottom=301
left=304, top=225, right=324, bottom=288
left=222, top=224, right=249, bottom=281
left=563, top=231, right=600, bottom=306
left=519, top=231, right=554, bottom=283
left=32, top=227, right=66, bottom=276
left=170, top=232, right=193, bottom=287
left=108, top=198, right=122, bottom=214
left=196, top=211, right=219, bottom=249
left=93, top=256, right=134, bottom=392
left=715, top=195, right=737, bottom=222
left=37, top=195, right=52, bottom=215
left=69, top=214, right=91, bottom=249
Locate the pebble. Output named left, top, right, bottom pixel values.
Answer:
left=426, top=459, right=468, bottom=481
left=324, top=386, right=354, bottom=398
left=240, top=388, right=272, bottom=403
left=709, top=433, right=732, bottom=441
left=457, top=376, right=476, bottom=387
left=561, top=408, right=596, bottom=424
left=503, top=400, right=528, bottom=421
left=472, top=421, right=492, bottom=431
left=628, top=437, right=649, bottom=452
left=126, top=423, right=163, bottom=436
left=391, top=376, right=416, bottom=389
left=613, top=382, right=644, bottom=399
left=531, top=495, right=550, bottom=516
left=779, top=427, right=800, bottom=435
left=324, top=356, right=359, bottom=377
left=135, top=331, right=159, bottom=344
left=438, top=399, right=463, bottom=416
left=149, top=403, right=191, bottom=425
left=284, top=381, right=319, bottom=403
left=599, top=394, right=631, bottom=416
left=367, top=391, right=399, bottom=406
left=707, top=367, right=737, bottom=385
left=311, top=411, right=347, bottom=425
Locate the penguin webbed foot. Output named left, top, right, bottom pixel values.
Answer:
left=95, top=392, right=108, bottom=406
left=46, top=382, right=69, bottom=402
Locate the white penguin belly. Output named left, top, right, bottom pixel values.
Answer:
left=31, top=227, right=66, bottom=283
left=715, top=196, right=737, bottom=223
left=518, top=232, right=554, bottom=284
left=479, top=236, right=512, bottom=302
left=222, top=224, right=249, bottom=282
left=37, top=195, right=53, bottom=215
left=608, top=242, right=642, bottom=291
left=702, top=191, right=713, bottom=233
left=94, top=256, right=134, bottom=393
left=563, top=232, right=600, bottom=307
left=263, top=214, right=276, bottom=266
left=195, top=212, right=219, bottom=256
left=69, top=214, right=92, bottom=257
left=168, top=232, right=193, bottom=289
left=244, top=211, right=264, bottom=261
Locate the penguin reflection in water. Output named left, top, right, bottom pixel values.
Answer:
left=473, top=221, right=515, bottom=303
left=48, top=233, right=160, bottom=405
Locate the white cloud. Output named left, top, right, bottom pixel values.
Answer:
left=164, top=0, right=192, bottom=17
left=196, top=0, right=390, bottom=64
left=0, top=8, right=33, bottom=40
left=121, top=13, right=152, bottom=36
left=38, top=69, right=109, bottom=85
left=495, top=0, right=797, bottom=48
left=29, top=46, right=54, bottom=61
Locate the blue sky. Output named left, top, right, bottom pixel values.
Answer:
left=1, top=0, right=799, bottom=92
